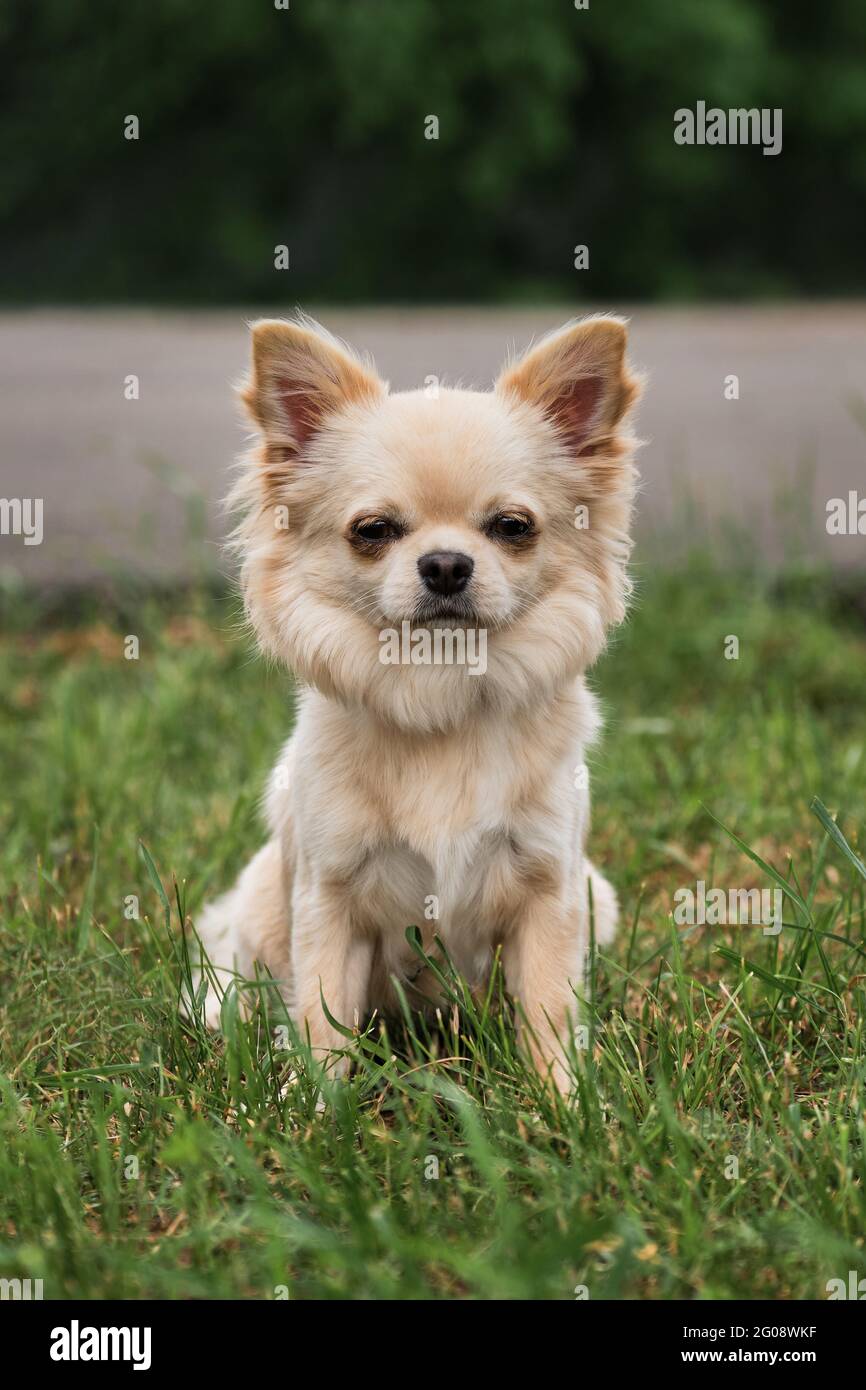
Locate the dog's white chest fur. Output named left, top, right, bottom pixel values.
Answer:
left=261, top=683, right=598, bottom=988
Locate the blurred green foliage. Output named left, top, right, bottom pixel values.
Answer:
left=2, top=0, right=865, bottom=303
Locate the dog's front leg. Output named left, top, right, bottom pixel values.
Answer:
left=503, top=894, right=585, bottom=1094
left=291, top=880, right=371, bottom=1075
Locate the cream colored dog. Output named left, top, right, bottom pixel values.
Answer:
left=193, top=314, right=642, bottom=1091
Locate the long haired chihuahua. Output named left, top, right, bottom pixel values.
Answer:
left=193, top=314, right=642, bottom=1091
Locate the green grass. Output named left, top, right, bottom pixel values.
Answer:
left=1, top=557, right=865, bottom=1300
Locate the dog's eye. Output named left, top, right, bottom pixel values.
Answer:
left=352, top=517, right=401, bottom=543
left=489, top=513, right=533, bottom=540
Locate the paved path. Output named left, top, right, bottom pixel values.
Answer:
left=2, top=306, right=865, bottom=584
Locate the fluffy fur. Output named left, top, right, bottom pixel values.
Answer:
left=192, top=313, right=643, bottom=1091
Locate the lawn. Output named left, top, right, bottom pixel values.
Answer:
left=1, top=556, right=865, bottom=1300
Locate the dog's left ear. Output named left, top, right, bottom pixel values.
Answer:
left=496, top=316, right=641, bottom=456
left=242, top=316, right=385, bottom=458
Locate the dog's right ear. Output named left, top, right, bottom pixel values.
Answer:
left=242, top=317, right=384, bottom=456
left=496, top=316, right=641, bottom=461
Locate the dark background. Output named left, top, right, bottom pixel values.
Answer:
left=2, top=0, right=865, bottom=305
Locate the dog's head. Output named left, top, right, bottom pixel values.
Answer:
left=233, top=314, right=643, bottom=730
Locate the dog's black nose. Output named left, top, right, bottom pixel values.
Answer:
left=417, top=550, right=474, bottom=596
